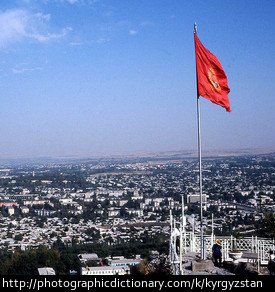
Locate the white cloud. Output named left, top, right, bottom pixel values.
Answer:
left=12, top=66, right=43, bottom=74
left=92, top=37, right=111, bottom=44
left=0, top=10, right=28, bottom=46
left=0, top=9, right=71, bottom=47
left=54, top=0, right=100, bottom=4
left=69, top=41, right=84, bottom=46
left=29, top=27, right=72, bottom=42
left=20, top=0, right=79, bottom=4
left=139, top=21, right=154, bottom=27
left=129, top=30, right=138, bottom=36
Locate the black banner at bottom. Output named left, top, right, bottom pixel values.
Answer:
left=0, top=275, right=274, bottom=291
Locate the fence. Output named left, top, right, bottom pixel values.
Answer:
left=183, top=232, right=274, bottom=262
left=169, top=229, right=274, bottom=274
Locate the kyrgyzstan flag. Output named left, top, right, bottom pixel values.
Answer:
left=194, top=33, right=231, bottom=112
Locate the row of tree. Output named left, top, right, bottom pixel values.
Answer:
left=0, top=232, right=168, bottom=275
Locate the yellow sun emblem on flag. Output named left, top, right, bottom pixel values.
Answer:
left=208, top=68, right=221, bottom=92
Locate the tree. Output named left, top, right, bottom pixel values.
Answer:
left=259, top=212, right=275, bottom=238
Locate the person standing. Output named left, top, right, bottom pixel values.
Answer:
left=268, top=250, right=275, bottom=275
left=212, top=240, right=222, bottom=267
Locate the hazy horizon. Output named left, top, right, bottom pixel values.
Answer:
left=0, top=146, right=273, bottom=161
left=0, top=1, right=274, bottom=159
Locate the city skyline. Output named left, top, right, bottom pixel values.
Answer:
left=0, top=0, right=274, bottom=158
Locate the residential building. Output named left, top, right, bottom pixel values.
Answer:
left=81, top=265, right=130, bottom=275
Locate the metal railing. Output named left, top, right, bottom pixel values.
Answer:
left=170, top=228, right=274, bottom=274
left=183, top=233, right=274, bottom=263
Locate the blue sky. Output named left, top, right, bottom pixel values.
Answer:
left=0, top=0, right=274, bottom=158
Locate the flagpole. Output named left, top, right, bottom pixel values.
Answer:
left=194, top=22, right=204, bottom=260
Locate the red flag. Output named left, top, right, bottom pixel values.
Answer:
left=194, top=33, right=231, bottom=112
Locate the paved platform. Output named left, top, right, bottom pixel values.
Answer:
left=191, top=260, right=215, bottom=272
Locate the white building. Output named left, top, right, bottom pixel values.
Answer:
left=78, top=253, right=99, bottom=263
left=7, top=206, right=14, bottom=216
left=81, top=265, right=130, bottom=275
left=38, top=267, right=56, bottom=275
left=126, top=209, right=143, bottom=217
left=21, top=206, right=29, bottom=214
left=108, top=258, right=141, bottom=267
left=109, top=192, right=123, bottom=197
left=108, top=207, right=120, bottom=217
left=187, top=194, right=207, bottom=203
